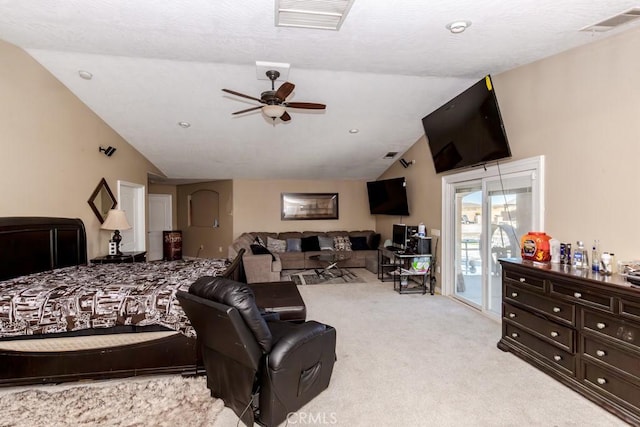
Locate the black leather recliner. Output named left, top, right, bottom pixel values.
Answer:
left=176, top=277, right=336, bottom=427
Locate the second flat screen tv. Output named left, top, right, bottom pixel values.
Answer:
left=366, top=177, right=409, bottom=216
left=422, top=75, right=512, bottom=174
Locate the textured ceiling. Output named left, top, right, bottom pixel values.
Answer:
left=1, top=0, right=639, bottom=181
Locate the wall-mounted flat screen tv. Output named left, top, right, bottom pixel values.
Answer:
left=366, top=177, right=409, bottom=216
left=422, top=75, right=512, bottom=174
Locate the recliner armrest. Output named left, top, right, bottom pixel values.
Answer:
left=267, top=321, right=336, bottom=370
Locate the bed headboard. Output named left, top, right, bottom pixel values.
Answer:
left=0, top=217, right=87, bottom=281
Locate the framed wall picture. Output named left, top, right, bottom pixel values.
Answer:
left=281, top=193, right=339, bottom=220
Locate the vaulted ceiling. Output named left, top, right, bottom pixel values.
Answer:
left=1, top=1, right=638, bottom=180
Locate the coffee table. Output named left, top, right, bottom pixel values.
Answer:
left=309, top=251, right=355, bottom=281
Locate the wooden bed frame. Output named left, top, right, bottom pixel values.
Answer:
left=0, top=217, right=199, bottom=386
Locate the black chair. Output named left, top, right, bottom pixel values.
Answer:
left=221, top=247, right=247, bottom=283
left=176, top=277, right=336, bottom=427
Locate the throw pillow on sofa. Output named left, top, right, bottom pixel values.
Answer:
left=250, top=244, right=275, bottom=260
left=286, top=238, right=302, bottom=252
left=300, top=235, right=321, bottom=252
left=317, top=235, right=334, bottom=251
left=267, top=236, right=287, bottom=253
left=333, top=236, right=352, bottom=251
left=349, top=236, right=369, bottom=251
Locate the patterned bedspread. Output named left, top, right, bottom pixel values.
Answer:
left=0, top=258, right=228, bottom=339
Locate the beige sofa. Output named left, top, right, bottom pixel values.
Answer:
left=229, top=230, right=380, bottom=283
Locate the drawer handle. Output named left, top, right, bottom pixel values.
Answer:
left=511, top=292, right=518, bottom=298
left=550, top=331, right=559, bottom=338
left=596, top=377, right=607, bottom=385
left=511, top=332, right=519, bottom=338
left=553, top=355, right=562, bottom=361
left=519, top=277, right=526, bottom=283
left=596, top=322, right=606, bottom=330
left=596, top=350, right=606, bottom=357
left=509, top=313, right=516, bottom=318
left=553, top=307, right=561, bottom=313
left=574, top=292, right=582, bottom=298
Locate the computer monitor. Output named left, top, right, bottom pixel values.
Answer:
left=392, top=224, right=408, bottom=249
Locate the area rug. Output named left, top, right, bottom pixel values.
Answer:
left=285, top=269, right=361, bottom=285
left=0, top=376, right=224, bottom=427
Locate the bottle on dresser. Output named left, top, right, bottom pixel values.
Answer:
left=573, top=240, right=588, bottom=269
left=591, top=240, right=600, bottom=272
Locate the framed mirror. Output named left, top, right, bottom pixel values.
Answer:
left=88, top=178, right=117, bottom=223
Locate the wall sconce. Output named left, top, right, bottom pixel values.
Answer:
left=399, top=158, right=415, bottom=168
left=99, top=146, right=117, bottom=157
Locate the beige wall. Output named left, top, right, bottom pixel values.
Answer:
left=0, top=39, right=162, bottom=259
left=177, top=180, right=233, bottom=258
left=378, top=26, right=640, bottom=269
left=232, top=179, right=376, bottom=238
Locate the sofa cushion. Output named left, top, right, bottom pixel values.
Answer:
left=278, top=231, right=304, bottom=240
left=349, top=236, right=369, bottom=251
left=317, top=235, right=334, bottom=251
left=369, top=233, right=382, bottom=250
left=250, top=244, right=275, bottom=260
left=286, top=238, right=302, bottom=252
left=333, top=236, right=352, bottom=251
left=301, top=235, right=320, bottom=252
left=267, top=236, right=287, bottom=253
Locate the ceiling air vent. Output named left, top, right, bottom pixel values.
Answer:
left=276, top=0, right=355, bottom=31
left=383, top=152, right=399, bottom=159
left=581, top=8, right=640, bottom=32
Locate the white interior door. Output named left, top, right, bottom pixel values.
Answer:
left=117, top=181, right=145, bottom=253
left=148, top=194, right=172, bottom=261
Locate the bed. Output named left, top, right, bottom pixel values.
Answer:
left=0, top=217, right=228, bottom=386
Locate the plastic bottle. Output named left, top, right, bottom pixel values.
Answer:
left=573, top=241, right=586, bottom=269
left=591, top=240, right=600, bottom=272
left=550, top=238, right=561, bottom=264
left=418, top=222, right=426, bottom=237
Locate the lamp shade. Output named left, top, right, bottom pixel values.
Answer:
left=262, top=104, right=286, bottom=119
left=101, top=209, right=132, bottom=231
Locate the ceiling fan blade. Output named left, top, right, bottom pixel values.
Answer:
left=232, top=106, right=263, bottom=115
left=284, top=102, right=326, bottom=110
left=280, top=111, right=292, bottom=122
left=275, top=82, right=295, bottom=100
left=222, top=88, right=264, bottom=103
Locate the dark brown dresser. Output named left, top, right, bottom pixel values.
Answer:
left=498, top=259, right=640, bottom=425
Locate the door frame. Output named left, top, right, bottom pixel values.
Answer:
left=441, top=156, right=545, bottom=299
left=117, top=180, right=146, bottom=252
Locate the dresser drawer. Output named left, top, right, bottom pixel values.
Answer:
left=582, top=361, right=640, bottom=412
left=549, top=280, right=614, bottom=311
left=583, top=336, right=640, bottom=380
left=504, top=323, right=575, bottom=375
left=583, top=309, right=640, bottom=351
left=505, top=284, right=575, bottom=325
left=504, top=268, right=545, bottom=291
left=504, top=303, right=574, bottom=351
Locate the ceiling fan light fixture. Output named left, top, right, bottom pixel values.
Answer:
left=262, top=104, right=286, bottom=119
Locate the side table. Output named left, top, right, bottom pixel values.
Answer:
left=91, top=251, right=147, bottom=264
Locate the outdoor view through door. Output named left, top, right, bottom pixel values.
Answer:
left=448, top=163, right=540, bottom=318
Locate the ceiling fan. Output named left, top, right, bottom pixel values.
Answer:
left=222, top=70, right=326, bottom=122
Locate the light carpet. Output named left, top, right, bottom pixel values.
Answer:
left=0, top=376, right=223, bottom=427
left=214, top=268, right=626, bottom=427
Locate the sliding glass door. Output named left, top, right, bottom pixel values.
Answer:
left=443, top=157, right=544, bottom=318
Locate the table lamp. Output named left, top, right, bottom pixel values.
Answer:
left=101, top=209, right=131, bottom=256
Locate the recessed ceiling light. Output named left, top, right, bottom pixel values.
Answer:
left=178, top=121, right=191, bottom=128
left=446, top=21, right=471, bottom=34
left=349, top=128, right=359, bottom=134
left=78, top=70, right=93, bottom=80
